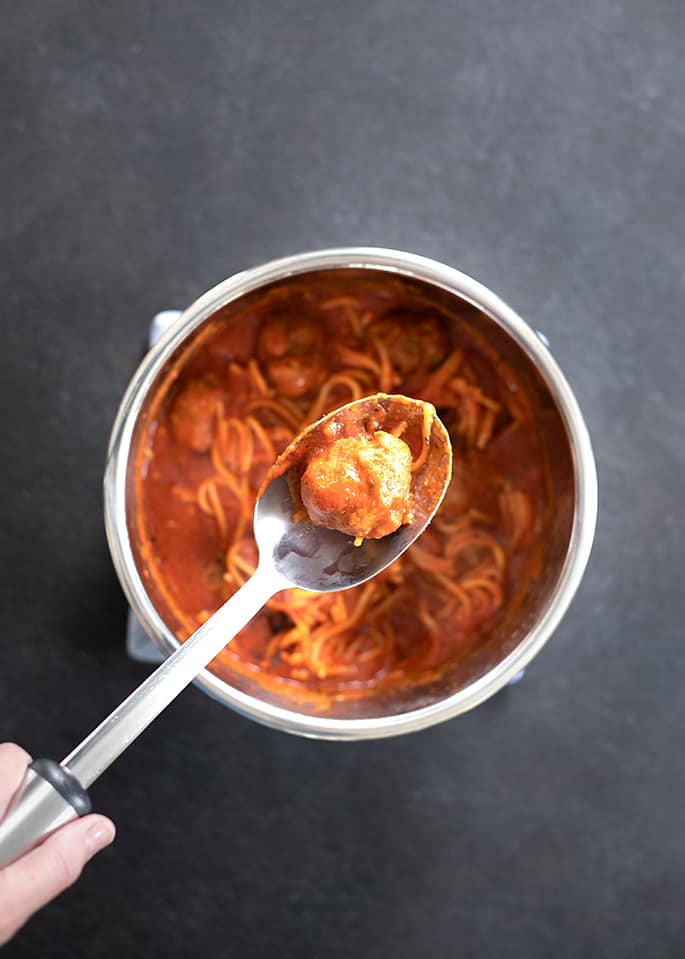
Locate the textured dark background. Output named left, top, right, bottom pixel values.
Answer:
left=1, top=2, right=683, bottom=957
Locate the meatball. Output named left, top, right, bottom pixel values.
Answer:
left=169, top=377, right=224, bottom=452
left=258, top=314, right=323, bottom=357
left=257, top=314, right=327, bottom=397
left=369, top=310, right=449, bottom=377
left=264, top=353, right=328, bottom=398
left=300, top=431, right=413, bottom=539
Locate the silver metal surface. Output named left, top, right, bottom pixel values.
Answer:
left=126, top=610, right=164, bottom=664
left=125, top=309, right=181, bottom=665
left=104, top=247, right=598, bottom=740
left=0, top=770, right=77, bottom=868
left=148, top=310, right=182, bottom=345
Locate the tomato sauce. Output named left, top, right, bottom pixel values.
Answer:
left=133, top=272, right=547, bottom=705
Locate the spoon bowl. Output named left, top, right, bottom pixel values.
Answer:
left=256, top=393, right=452, bottom=592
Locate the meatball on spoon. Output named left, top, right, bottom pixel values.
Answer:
left=0, top=395, right=451, bottom=867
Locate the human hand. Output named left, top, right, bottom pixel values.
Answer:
left=0, top=743, right=115, bottom=945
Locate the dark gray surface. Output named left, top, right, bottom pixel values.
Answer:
left=1, top=2, right=683, bottom=956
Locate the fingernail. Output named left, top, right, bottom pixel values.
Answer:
left=85, top=821, right=116, bottom=860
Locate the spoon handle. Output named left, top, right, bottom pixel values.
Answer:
left=0, top=564, right=281, bottom=868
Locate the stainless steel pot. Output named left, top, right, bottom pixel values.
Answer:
left=104, top=248, right=597, bottom=739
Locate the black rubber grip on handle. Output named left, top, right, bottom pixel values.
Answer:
left=29, top=759, right=92, bottom=816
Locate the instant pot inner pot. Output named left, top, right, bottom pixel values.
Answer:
left=124, top=268, right=575, bottom=720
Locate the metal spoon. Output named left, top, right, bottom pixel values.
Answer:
left=0, top=394, right=451, bottom=867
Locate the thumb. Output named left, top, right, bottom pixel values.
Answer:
left=0, top=813, right=115, bottom=945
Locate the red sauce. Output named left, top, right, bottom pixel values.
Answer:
left=133, top=273, right=547, bottom=706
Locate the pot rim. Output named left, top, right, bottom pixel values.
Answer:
left=104, top=247, right=598, bottom=740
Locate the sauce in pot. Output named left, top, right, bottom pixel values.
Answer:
left=133, top=274, right=547, bottom=703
